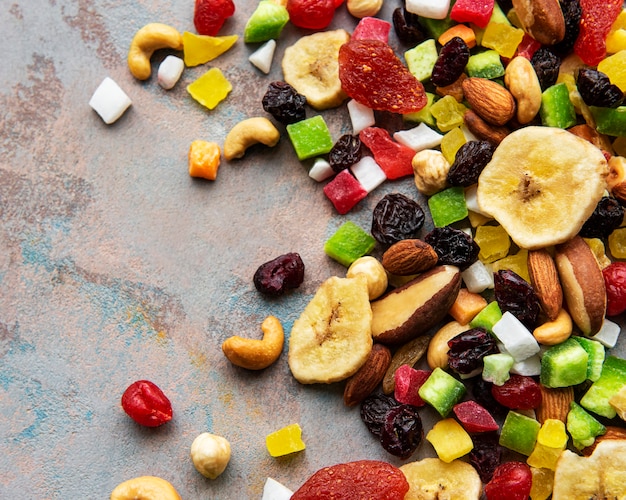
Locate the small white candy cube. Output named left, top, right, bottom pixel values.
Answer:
left=347, top=99, right=375, bottom=135
left=158, top=55, right=185, bottom=90
left=492, top=311, right=541, bottom=362
left=350, top=156, right=387, bottom=193
left=510, top=354, right=542, bottom=376
left=393, top=123, right=443, bottom=151
left=262, top=477, right=293, bottom=500
left=591, top=319, right=621, bottom=348
left=309, top=158, right=334, bottom=182
left=461, top=260, right=494, bottom=293
left=405, top=0, right=451, bottom=19
left=249, top=39, right=277, bottom=74
left=89, top=77, right=132, bottom=124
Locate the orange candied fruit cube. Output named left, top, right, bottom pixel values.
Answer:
left=188, top=140, right=221, bottom=180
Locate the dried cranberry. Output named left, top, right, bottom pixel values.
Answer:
left=193, top=0, right=235, bottom=36
left=553, top=0, right=582, bottom=56
left=469, top=431, right=502, bottom=483
left=286, top=0, right=335, bottom=30
left=360, top=393, right=400, bottom=437
left=329, top=134, right=362, bottom=173
left=577, top=68, right=625, bottom=108
left=253, top=253, right=305, bottom=296
left=262, top=82, right=307, bottom=125
left=531, top=48, right=560, bottom=91
left=494, top=269, right=541, bottom=329
left=431, top=37, right=470, bottom=88
left=371, top=193, right=426, bottom=245
left=603, top=262, right=626, bottom=316
left=580, top=196, right=624, bottom=239
left=380, top=404, right=423, bottom=459
left=447, top=140, right=495, bottom=187
left=392, top=8, right=425, bottom=44
left=447, top=328, right=499, bottom=375
left=424, top=226, right=479, bottom=270
left=491, top=374, right=542, bottom=410
left=121, top=380, right=173, bottom=427
left=484, top=461, right=532, bottom=500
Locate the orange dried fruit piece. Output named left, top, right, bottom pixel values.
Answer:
left=182, top=32, right=238, bottom=67
left=188, top=140, right=221, bottom=180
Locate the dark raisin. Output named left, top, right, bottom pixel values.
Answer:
left=371, top=193, right=426, bottom=245
left=494, top=269, right=541, bottom=329
left=360, top=393, right=400, bottom=437
left=392, top=7, right=425, bottom=44
left=424, top=226, right=479, bottom=270
left=261, top=81, right=307, bottom=125
left=447, top=140, right=495, bottom=187
left=491, top=374, right=542, bottom=410
left=577, top=68, right=625, bottom=108
left=380, top=404, right=423, bottom=459
left=496, top=0, right=513, bottom=13
left=580, top=196, right=625, bottom=239
left=471, top=378, right=508, bottom=418
left=531, top=48, right=561, bottom=91
left=431, top=37, right=470, bottom=88
left=469, top=431, right=502, bottom=483
left=329, top=134, right=363, bottom=173
left=447, top=328, right=499, bottom=375
left=552, top=0, right=582, bottom=56
left=253, top=253, right=305, bottom=296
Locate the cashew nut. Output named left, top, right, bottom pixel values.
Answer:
left=346, top=256, right=388, bottom=300
left=128, top=23, right=184, bottom=80
left=110, top=476, right=181, bottom=500
left=427, top=320, right=468, bottom=370
left=223, top=117, right=280, bottom=160
left=532, top=308, right=573, bottom=346
left=190, top=432, right=231, bottom=479
left=222, top=315, right=284, bottom=370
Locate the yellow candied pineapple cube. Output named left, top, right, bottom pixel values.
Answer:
left=527, top=419, right=567, bottom=470
left=481, top=22, right=525, bottom=59
left=266, top=423, right=306, bottom=457
left=188, top=140, right=221, bottom=180
left=609, top=227, right=626, bottom=259
left=491, top=248, right=530, bottom=283
left=607, top=10, right=626, bottom=53
left=529, top=467, right=554, bottom=500
left=475, top=224, right=511, bottom=263
left=583, top=237, right=612, bottom=269
left=440, top=126, right=467, bottom=164
left=426, top=418, right=473, bottom=463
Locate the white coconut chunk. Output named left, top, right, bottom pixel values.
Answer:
left=405, top=0, right=451, bottom=19
left=262, top=477, right=293, bottom=500
left=591, top=319, right=621, bottom=348
left=347, top=99, right=375, bottom=135
left=461, top=260, right=494, bottom=293
left=249, top=39, right=277, bottom=74
left=309, top=158, right=334, bottom=182
left=89, top=77, right=132, bottom=124
left=158, top=55, right=185, bottom=90
left=511, top=354, right=542, bottom=376
left=393, top=123, right=443, bottom=151
left=492, top=311, right=541, bottom=362
left=350, top=156, right=387, bottom=193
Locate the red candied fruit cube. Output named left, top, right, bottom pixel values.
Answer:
left=452, top=400, right=499, bottom=433
left=352, top=17, right=392, bottom=43
left=323, top=169, right=368, bottom=214
left=394, top=365, right=431, bottom=407
left=515, top=33, right=541, bottom=60
left=359, top=127, right=415, bottom=180
left=450, top=0, right=495, bottom=29
left=574, top=0, right=623, bottom=66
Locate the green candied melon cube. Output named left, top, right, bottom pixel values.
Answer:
left=540, top=83, right=577, bottom=129
left=540, top=338, right=589, bottom=388
left=420, top=15, right=456, bottom=40
left=405, top=39, right=438, bottom=82
left=482, top=352, right=514, bottom=386
left=286, top=115, right=333, bottom=161
left=418, top=367, right=466, bottom=417
left=244, top=0, right=289, bottom=43
left=428, top=186, right=468, bottom=227
left=590, top=106, right=626, bottom=137
left=573, top=336, right=605, bottom=382
left=500, top=410, right=541, bottom=455
left=567, top=401, right=606, bottom=450
left=403, top=93, right=437, bottom=127
left=580, top=355, right=626, bottom=418
left=466, top=50, right=505, bottom=79
left=469, top=301, right=502, bottom=334
left=323, top=221, right=376, bottom=267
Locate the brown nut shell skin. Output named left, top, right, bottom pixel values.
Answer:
left=512, top=0, right=565, bottom=46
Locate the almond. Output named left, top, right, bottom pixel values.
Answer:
left=343, top=343, right=392, bottom=406
left=463, top=110, right=510, bottom=145
left=581, top=426, right=626, bottom=456
left=382, top=239, right=438, bottom=276
left=512, top=0, right=565, bottom=46
left=528, top=249, right=563, bottom=321
left=462, top=78, right=516, bottom=126
left=536, top=385, right=574, bottom=424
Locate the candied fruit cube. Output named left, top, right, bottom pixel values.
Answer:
left=428, top=186, right=468, bottom=227
left=440, top=126, right=467, bottom=163
left=606, top=10, right=626, bottom=53
left=188, top=140, right=221, bottom=180
left=540, top=338, right=589, bottom=388
left=475, top=224, right=511, bottom=263
left=448, top=288, right=488, bottom=325
left=491, top=248, right=530, bottom=283
left=323, top=170, right=368, bottom=215
left=244, top=0, right=289, bottom=43
left=352, top=17, right=391, bottom=43
left=499, top=410, right=540, bottom=455
left=403, top=93, right=437, bottom=127
left=590, top=105, right=626, bottom=137
left=527, top=419, right=567, bottom=470
left=426, top=418, right=473, bottom=462
left=450, top=0, right=494, bottom=29
left=418, top=367, right=466, bottom=417
left=394, top=365, right=430, bottom=407
left=359, top=127, right=415, bottom=180
left=187, top=68, right=232, bottom=110
left=540, top=83, right=577, bottom=129
left=89, top=77, right=132, bottom=124
left=286, top=115, right=333, bottom=161
left=350, top=156, right=386, bottom=193
left=567, top=401, right=607, bottom=449
left=324, top=221, right=375, bottom=267
left=466, top=49, right=504, bottom=79
left=529, top=467, right=554, bottom=500
left=406, top=0, right=452, bottom=21
left=431, top=97, right=467, bottom=133
left=469, top=300, right=502, bottom=334
left=609, top=227, right=626, bottom=258
left=405, top=39, right=438, bottom=82
left=266, top=423, right=306, bottom=457
left=481, top=22, right=524, bottom=58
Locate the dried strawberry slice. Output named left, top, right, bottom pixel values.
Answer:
left=291, top=460, right=409, bottom=500
left=339, top=39, right=427, bottom=114
left=194, top=0, right=235, bottom=36
left=573, top=0, right=622, bottom=66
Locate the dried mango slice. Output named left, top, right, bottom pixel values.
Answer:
left=182, top=32, right=238, bottom=67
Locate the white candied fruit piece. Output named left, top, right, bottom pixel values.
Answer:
left=309, top=158, right=334, bottom=182
left=350, top=156, right=387, bottom=192
left=461, top=260, right=494, bottom=293
left=492, top=311, right=541, bottom=362
left=347, top=99, right=375, bottom=135
left=465, top=185, right=492, bottom=217
left=510, top=354, right=542, bottom=376
left=591, top=319, right=621, bottom=348
left=393, top=122, right=443, bottom=152
left=262, top=477, right=293, bottom=500
left=405, top=0, right=451, bottom=20
left=158, top=55, right=185, bottom=90
left=249, top=39, right=277, bottom=74
left=461, top=124, right=478, bottom=142
left=89, top=77, right=132, bottom=124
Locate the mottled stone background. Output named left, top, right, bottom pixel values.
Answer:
left=2, top=0, right=624, bottom=499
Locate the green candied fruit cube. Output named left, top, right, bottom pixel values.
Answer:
left=403, top=92, right=437, bottom=127
left=286, top=115, right=333, bottom=161
left=418, top=367, right=466, bottom=417
left=573, top=336, right=605, bottom=382
left=405, top=39, right=438, bottom=82
left=590, top=106, right=626, bottom=137
left=244, top=0, right=289, bottom=43
left=420, top=15, right=456, bottom=40
left=500, top=410, right=541, bottom=456
left=430, top=96, right=468, bottom=133
left=323, top=221, right=375, bottom=267
left=428, top=187, right=468, bottom=227
left=567, top=401, right=606, bottom=450
left=580, top=355, right=626, bottom=418
left=466, top=50, right=505, bottom=79
left=469, top=301, right=502, bottom=334
left=540, top=338, right=589, bottom=388
left=540, top=83, right=577, bottom=129
left=482, top=352, right=514, bottom=386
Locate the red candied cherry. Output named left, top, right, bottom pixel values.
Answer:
left=193, top=0, right=235, bottom=36
left=491, top=374, right=542, bottom=410
left=121, top=380, right=172, bottom=427
left=603, top=262, right=626, bottom=316
left=484, top=461, right=532, bottom=500
left=287, top=0, right=336, bottom=30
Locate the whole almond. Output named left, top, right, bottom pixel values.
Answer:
left=512, top=0, right=565, bottom=46
left=343, top=343, right=392, bottom=406
left=528, top=249, right=563, bottom=321
left=536, top=385, right=574, bottom=423
left=382, top=239, right=438, bottom=276
left=581, top=426, right=626, bottom=456
left=462, top=78, right=516, bottom=126
left=463, top=110, right=510, bottom=145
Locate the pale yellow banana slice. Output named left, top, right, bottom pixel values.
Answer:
left=399, top=458, right=482, bottom=500
left=476, top=126, right=608, bottom=250
left=288, top=274, right=373, bottom=384
left=282, top=29, right=350, bottom=110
